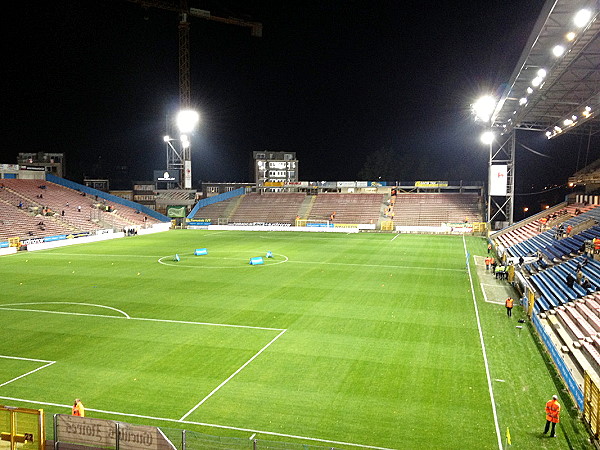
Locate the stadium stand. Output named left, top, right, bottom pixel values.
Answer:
left=391, top=193, right=482, bottom=227
left=229, top=193, right=307, bottom=224
left=307, top=193, right=384, bottom=224
left=0, top=179, right=163, bottom=240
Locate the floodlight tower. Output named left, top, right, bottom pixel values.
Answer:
left=164, top=110, right=199, bottom=189
left=473, top=95, right=516, bottom=229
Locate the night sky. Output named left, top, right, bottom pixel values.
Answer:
left=3, top=1, right=597, bottom=214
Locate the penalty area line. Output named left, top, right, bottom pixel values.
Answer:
left=0, top=361, right=56, bottom=388
left=179, top=329, right=287, bottom=421
left=0, top=396, right=394, bottom=450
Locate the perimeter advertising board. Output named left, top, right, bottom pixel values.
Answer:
left=56, top=415, right=175, bottom=450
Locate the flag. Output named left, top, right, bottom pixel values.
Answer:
left=506, top=427, right=511, bottom=446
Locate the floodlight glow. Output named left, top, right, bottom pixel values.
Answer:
left=181, top=140, right=190, bottom=149
left=472, top=95, right=496, bottom=122
left=481, top=131, right=495, bottom=145
left=545, top=131, right=552, bottom=137
left=566, top=31, right=576, bottom=41
left=537, top=68, right=547, bottom=78
left=180, top=134, right=189, bottom=144
left=519, top=97, right=527, bottom=105
left=572, top=115, right=577, bottom=121
left=526, top=87, right=533, bottom=94
left=585, top=106, right=592, bottom=112
left=564, top=119, right=573, bottom=126
left=554, top=126, right=562, bottom=132
left=532, top=76, right=542, bottom=87
left=552, top=45, right=565, bottom=57
left=163, top=135, right=171, bottom=142
left=176, top=110, right=200, bottom=133
left=574, top=9, right=592, bottom=28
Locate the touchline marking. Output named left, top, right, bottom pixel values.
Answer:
left=0, top=396, right=394, bottom=450
left=0, top=361, right=56, bottom=388
left=179, top=329, right=287, bottom=421
left=391, top=233, right=399, bottom=241
left=0, top=304, right=285, bottom=332
left=463, top=236, right=502, bottom=450
left=249, top=433, right=256, bottom=440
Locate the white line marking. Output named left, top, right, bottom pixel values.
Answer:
left=0, top=302, right=130, bottom=318
left=179, top=329, right=287, bottom=421
left=157, top=253, right=289, bottom=269
left=0, top=361, right=56, bottom=388
left=289, top=260, right=464, bottom=271
left=0, top=355, right=54, bottom=363
left=479, top=286, right=505, bottom=305
left=463, top=235, right=502, bottom=450
left=249, top=433, right=256, bottom=440
left=391, top=233, right=399, bottom=241
left=480, top=283, right=489, bottom=303
left=0, top=306, right=284, bottom=332
left=494, top=379, right=505, bottom=383
left=134, top=316, right=285, bottom=332
left=0, top=396, right=394, bottom=450
left=28, top=251, right=462, bottom=272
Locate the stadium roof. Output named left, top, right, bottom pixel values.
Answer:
left=491, top=0, right=600, bottom=139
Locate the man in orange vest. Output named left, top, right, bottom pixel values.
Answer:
left=485, top=256, right=491, bottom=271
left=505, top=297, right=514, bottom=317
left=543, top=395, right=560, bottom=437
left=72, top=398, right=85, bottom=417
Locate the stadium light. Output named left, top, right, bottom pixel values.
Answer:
left=472, top=95, right=497, bottom=123
left=481, top=131, right=495, bottom=145
left=552, top=45, right=565, bottom=57
left=176, top=110, right=200, bottom=133
left=566, top=31, right=576, bottom=41
left=574, top=9, right=592, bottom=28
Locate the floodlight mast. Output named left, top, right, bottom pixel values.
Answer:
left=473, top=95, right=516, bottom=228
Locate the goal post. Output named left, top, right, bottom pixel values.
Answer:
left=0, top=405, right=45, bottom=450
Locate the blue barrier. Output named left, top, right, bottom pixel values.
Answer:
left=533, top=314, right=583, bottom=410
left=0, top=241, right=8, bottom=248
left=250, top=257, right=264, bottom=265
left=44, top=235, right=67, bottom=242
left=194, top=248, right=208, bottom=256
left=188, top=221, right=211, bottom=226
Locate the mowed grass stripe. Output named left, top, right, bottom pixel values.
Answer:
left=0, top=231, right=498, bottom=449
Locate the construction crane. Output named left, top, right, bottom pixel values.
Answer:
left=125, top=0, right=262, bottom=188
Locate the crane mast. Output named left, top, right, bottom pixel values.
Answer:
left=125, top=0, right=261, bottom=188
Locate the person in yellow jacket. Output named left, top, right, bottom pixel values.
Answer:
left=505, top=297, right=514, bottom=317
left=72, top=398, right=85, bottom=417
left=543, top=395, right=560, bottom=437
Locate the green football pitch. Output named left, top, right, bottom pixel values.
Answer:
left=0, top=230, right=593, bottom=449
